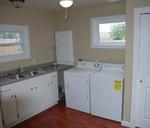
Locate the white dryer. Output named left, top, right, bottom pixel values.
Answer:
left=64, top=61, right=101, bottom=113
left=90, top=63, right=124, bottom=122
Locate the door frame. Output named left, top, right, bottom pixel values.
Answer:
left=131, top=6, right=150, bottom=128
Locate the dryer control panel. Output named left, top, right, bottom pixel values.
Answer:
left=77, top=61, right=102, bottom=70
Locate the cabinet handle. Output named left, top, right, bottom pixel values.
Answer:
left=35, top=87, right=38, bottom=89
left=31, top=88, right=33, bottom=90
left=86, top=80, right=89, bottom=84
left=15, top=95, right=20, bottom=118
left=11, top=95, right=14, bottom=98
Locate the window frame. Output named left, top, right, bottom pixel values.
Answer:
left=91, top=15, right=126, bottom=49
left=0, top=24, right=31, bottom=63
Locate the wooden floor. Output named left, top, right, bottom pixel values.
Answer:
left=13, top=101, right=127, bottom=128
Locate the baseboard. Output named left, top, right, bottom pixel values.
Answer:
left=121, top=121, right=131, bottom=128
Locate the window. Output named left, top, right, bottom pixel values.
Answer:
left=0, top=25, right=31, bottom=63
left=91, top=15, right=126, bottom=48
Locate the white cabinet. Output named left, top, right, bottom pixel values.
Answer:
left=34, top=74, right=54, bottom=110
left=15, top=80, right=37, bottom=118
left=15, top=72, right=58, bottom=119
left=0, top=72, right=58, bottom=127
left=55, top=31, right=74, bottom=65
left=0, top=85, right=19, bottom=126
left=34, top=72, right=58, bottom=109
left=64, top=75, right=90, bottom=113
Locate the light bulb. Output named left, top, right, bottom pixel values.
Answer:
left=60, top=0, right=73, bottom=8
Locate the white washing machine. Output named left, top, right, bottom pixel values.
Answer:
left=90, top=63, right=124, bottom=122
left=64, top=61, right=101, bottom=113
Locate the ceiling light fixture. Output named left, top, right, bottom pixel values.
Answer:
left=9, top=0, right=25, bottom=8
left=60, top=0, right=73, bottom=8
left=59, top=0, right=74, bottom=20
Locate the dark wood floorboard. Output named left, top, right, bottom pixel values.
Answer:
left=13, top=101, right=127, bottom=128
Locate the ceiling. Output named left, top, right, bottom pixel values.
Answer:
left=0, top=0, right=125, bottom=11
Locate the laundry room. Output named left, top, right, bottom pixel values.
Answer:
left=0, top=0, right=150, bottom=128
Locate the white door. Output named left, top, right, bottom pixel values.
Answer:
left=137, top=14, right=150, bottom=128
left=64, top=75, right=90, bottom=113
left=1, top=89, right=18, bottom=126
left=55, top=31, right=74, bottom=65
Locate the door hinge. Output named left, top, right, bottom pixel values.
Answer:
left=15, top=95, right=20, bottom=119
left=2, top=120, right=5, bottom=125
left=87, top=95, right=89, bottom=99
left=86, top=80, right=89, bottom=84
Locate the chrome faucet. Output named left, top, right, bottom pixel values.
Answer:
left=17, top=67, right=24, bottom=74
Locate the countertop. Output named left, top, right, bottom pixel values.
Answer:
left=0, top=63, right=73, bottom=87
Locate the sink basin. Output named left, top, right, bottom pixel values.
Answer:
left=1, top=73, right=16, bottom=80
left=16, top=74, right=25, bottom=79
left=30, top=70, right=46, bottom=76
left=31, top=71, right=39, bottom=76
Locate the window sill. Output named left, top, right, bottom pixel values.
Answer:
left=0, top=52, right=31, bottom=63
left=91, top=43, right=125, bottom=49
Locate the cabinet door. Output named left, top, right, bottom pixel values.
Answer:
left=64, top=75, right=90, bottom=113
left=1, top=89, right=18, bottom=126
left=0, top=106, right=3, bottom=128
left=15, top=80, right=37, bottom=118
left=34, top=75, right=50, bottom=109
left=49, top=73, right=59, bottom=104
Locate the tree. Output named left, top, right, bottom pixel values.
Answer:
left=110, top=23, right=126, bottom=40
left=0, top=32, right=18, bottom=39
